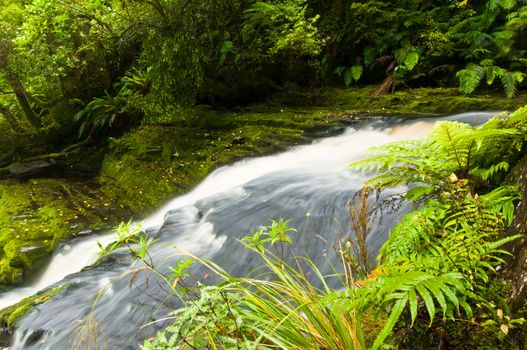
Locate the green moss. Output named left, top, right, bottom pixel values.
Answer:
left=0, top=260, right=22, bottom=285
left=0, top=179, right=130, bottom=287
left=99, top=87, right=527, bottom=216
left=315, top=86, right=527, bottom=114
left=6, top=304, right=30, bottom=328
left=99, top=108, right=339, bottom=214
left=0, top=285, right=66, bottom=330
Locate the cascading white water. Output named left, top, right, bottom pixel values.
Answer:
left=1, top=112, right=500, bottom=349
left=142, top=124, right=434, bottom=230
left=0, top=233, right=116, bottom=310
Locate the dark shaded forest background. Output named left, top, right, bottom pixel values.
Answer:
left=0, top=0, right=525, bottom=142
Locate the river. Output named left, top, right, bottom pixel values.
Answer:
left=3, top=112, right=498, bottom=349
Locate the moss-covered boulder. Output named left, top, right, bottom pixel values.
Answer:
left=0, top=179, right=130, bottom=287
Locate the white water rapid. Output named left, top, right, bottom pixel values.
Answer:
left=0, top=112, right=500, bottom=349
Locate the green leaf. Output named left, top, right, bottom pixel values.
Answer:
left=422, top=279, right=447, bottom=316
left=405, top=186, right=435, bottom=201
left=415, top=283, right=435, bottom=323
left=404, top=52, right=419, bottom=71
left=408, top=288, right=418, bottom=326
left=486, top=65, right=497, bottom=85
left=372, top=297, right=407, bottom=350
left=350, top=65, right=363, bottom=82
left=498, top=70, right=517, bottom=98
left=344, top=69, right=354, bottom=86
left=457, top=64, right=485, bottom=95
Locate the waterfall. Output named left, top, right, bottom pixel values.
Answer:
left=2, top=112, right=499, bottom=349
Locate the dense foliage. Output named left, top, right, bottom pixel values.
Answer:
left=0, top=0, right=526, bottom=137
left=1, top=0, right=527, bottom=346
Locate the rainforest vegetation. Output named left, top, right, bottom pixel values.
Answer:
left=0, top=0, right=527, bottom=348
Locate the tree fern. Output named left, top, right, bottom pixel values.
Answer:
left=351, top=119, right=520, bottom=199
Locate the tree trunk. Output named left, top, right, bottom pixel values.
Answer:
left=0, top=54, right=40, bottom=128
left=3, top=69, right=40, bottom=128
left=505, top=153, right=527, bottom=307
left=0, top=104, right=24, bottom=133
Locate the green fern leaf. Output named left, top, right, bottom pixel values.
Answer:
left=512, top=71, right=525, bottom=84
left=422, top=279, right=447, bottom=316
left=485, top=65, right=497, bottom=85
left=404, top=52, right=419, bottom=71
left=415, top=282, right=435, bottom=323
left=497, top=70, right=516, bottom=98
left=405, top=186, right=436, bottom=201
left=408, top=288, right=418, bottom=326
left=500, top=0, right=517, bottom=9
left=350, top=65, right=363, bottom=82
left=372, top=297, right=407, bottom=350
left=456, top=64, right=485, bottom=95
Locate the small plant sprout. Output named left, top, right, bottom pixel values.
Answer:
left=96, top=221, right=145, bottom=261
left=168, top=258, right=194, bottom=290
left=242, top=217, right=297, bottom=259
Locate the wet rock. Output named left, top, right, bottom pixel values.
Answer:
left=0, top=326, right=11, bottom=348
left=232, top=136, right=246, bottom=145
left=71, top=228, right=103, bottom=239
left=5, top=242, right=47, bottom=271
left=19, top=247, right=39, bottom=254
left=8, top=160, right=56, bottom=177
left=328, top=125, right=346, bottom=136
left=74, top=229, right=93, bottom=237
left=61, top=149, right=104, bottom=177
left=146, top=147, right=161, bottom=154
left=25, top=328, right=45, bottom=346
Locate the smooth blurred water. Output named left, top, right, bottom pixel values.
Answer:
left=5, top=112, right=500, bottom=349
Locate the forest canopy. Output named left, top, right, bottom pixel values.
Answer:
left=0, top=0, right=526, bottom=135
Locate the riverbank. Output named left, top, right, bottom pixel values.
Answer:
left=0, top=86, right=525, bottom=333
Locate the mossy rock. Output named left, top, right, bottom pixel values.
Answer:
left=0, top=284, right=66, bottom=335
left=0, top=260, right=22, bottom=285
left=6, top=304, right=30, bottom=328
left=99, top=108, right=342, bottom=214
left=0, top=179, right=130, bottom=287
left=4, top=241, right=47, bottom=270
left=314, top=86, right=527, bottom=114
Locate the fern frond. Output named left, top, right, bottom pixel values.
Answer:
left=378, top=205, right=439, bottom=264
left=497, top=69, right=517, bottom=98
left=404, top=52, right=419, bottom=71
left=503, top=105, right=527, bottom=129
left=485, top=65, right=498, bottom=85
left=456, top=64, right=485, bottom=95
left=469, top=162, right=509, bottom=180
left=364, top=270, right=467, bottom=350
left=479, top=185, right=521, bottom=224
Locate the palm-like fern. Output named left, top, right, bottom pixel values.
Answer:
left=350, top=110, right=525, bottom=347
left=457, top=61, right=525, bottom=98
left=358, top=270, right=468, bottom=350
left=351, top=119, right=520, bottom=200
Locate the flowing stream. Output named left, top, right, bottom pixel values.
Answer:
left=2, top=112, right=499, bottom=349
